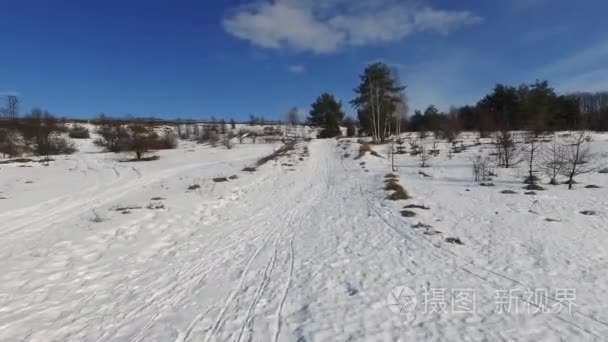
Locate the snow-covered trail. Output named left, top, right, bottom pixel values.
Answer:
left=1, top=139, right=607, bottom=341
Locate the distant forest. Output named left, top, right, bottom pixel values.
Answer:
left=409, top=81, right=608, bottom=137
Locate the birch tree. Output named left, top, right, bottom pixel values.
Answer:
left=352, top=63, right=405, bottom=143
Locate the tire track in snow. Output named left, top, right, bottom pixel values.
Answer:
left=271, top=141, right=335, bottom=341
left=122, top=163, right=303, bottom=341
left=233, top=233, right=281, bottom=342
left=203, top=226, right=281, bottom=342
left=201, top=193, right=306, bottom=341
left=93, top=164, right=292, bottom=341
left=272, top=228, right=296, bottom=342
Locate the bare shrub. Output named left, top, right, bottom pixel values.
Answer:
left=0, top=125, right=20, bottom=157
left=200, top=130, right=219, bottom=147
left=129, top=124, right=153, bottom=160
left=19, top=110, right=75, bottom=156
left=68, top=125, right=90, bottom=139
left=355, top=143, right=381, bottom=159
left=223, top=132, right=235, bottom=149
left=237, top=129, right=257, bottom=144
left=95, top=116, right=130, bottom=152
left=152, top=131, right=178, bottom=150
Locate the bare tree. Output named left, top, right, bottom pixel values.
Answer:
left=541, top=138, right=564, bottom=185
left=521, top=134, right=543, bottom=184
left=559, top=131, right=603, bottom=189
left=0, top=95, right=20, bottom=156
left=6, top=95, right=19, bottom=119
left=494, top=130, right=519, bottom=168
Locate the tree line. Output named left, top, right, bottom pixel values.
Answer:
left=3, top=61, right=608, bottom=152
left=302, top=63, right=608, bottom=140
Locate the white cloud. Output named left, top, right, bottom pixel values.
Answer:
left=223, top=0, right=482, bottom=54
left=287, top=64, right=306, bottom=74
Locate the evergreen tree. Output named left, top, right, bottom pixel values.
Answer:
left=351, top=62, right=405, bottom=142
left=308, top=93, right=345, bottom=138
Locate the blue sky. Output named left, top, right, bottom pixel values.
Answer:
left=1, top=0, right=607, bottom=120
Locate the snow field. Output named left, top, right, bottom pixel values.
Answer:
left=0, top=132, right=607, bottom=341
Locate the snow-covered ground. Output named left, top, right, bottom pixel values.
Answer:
left=1, top=133, right=607, bottom=341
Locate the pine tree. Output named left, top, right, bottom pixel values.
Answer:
left=351, top=62, right=405, bottom=143
left=308, top=93, right=345, bottom=138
